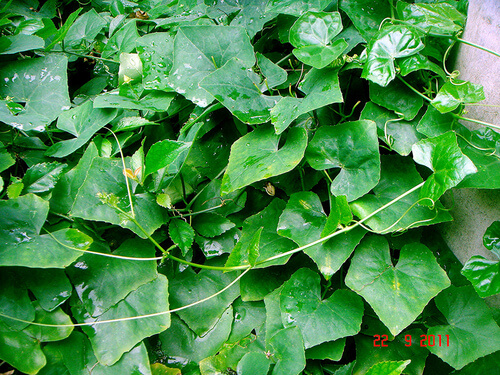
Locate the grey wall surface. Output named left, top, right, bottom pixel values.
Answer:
left=440, top=0, right=500, bottom=307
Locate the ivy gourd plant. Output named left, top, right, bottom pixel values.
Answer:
left=1, top=0, right=500, bottom=374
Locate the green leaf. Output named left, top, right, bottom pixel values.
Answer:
left=350, top=155, right=452, bottom=233
left=0, top=142, right=15, bottom=173
left=20, top=268, right=72, bottom=312
left=73, top=274, right=170, bottom=366
left=457, top=127, right=500, bottom=189
left=200, top=58, right=280, bottom=124
left=46, top=100, right=117, bottom=158
left=362, top=25, right=424, bottom=87
left=71, top=157, right=168, bottom=238
left=256, top=53, right=287, bottom=90
left=339, top=0, right=390, bottom=42
left=93, top=88, right=175, bottom=112
left=306, top=120, right=380, bottom=201
left=158, top=309, right=233, bottom=364
left=484, top=221, right=500, bottom=258
left=397, top=2, right=465, bottom=36
left=237, top=351, right=270, bottom=375
left=280, top=268, right=364, bottom=348
left=417, top=105, right=458, bottom=137
left=169, top=265, right=240, bottom=335
left=269, top=327, right=306, bottom=375
left=228, top=298, right=266, bottom=343
left=0, top=55, right=71, bottom=131
left=102, top=20, right=139, bottom=59
left=294, top=41, right=348, bottom=69
left=221, top=126, right=307, bottom=195
left=151, top=363, right=182, bottom=375
left=0, top=194, right=92, bottom=268
left=67, top=239, right=158, bottom=317
left=277, top=191, right=366, bottom=279
left=169, top=25, right=255, bottom=107
left=118, top=53, right=143, bottom=84
left=398, top=54, right=446, bottom=79
left=288, top=11, right=347, bottom=69
left=0, top=34, right=44, bottom=54
left=225, top=199, right=296, bottom=269
left=45, top=8, right=82, bottom=51
left=169, top=219, right=195, bottom=256
left=114, top=116, right=157, bottom=132
left=461, top=256, right=500, bottom=298
left=369, top=80, right=423, bottom=120
left=266, top=0, right=331, bottom=16
left=230, top=0, right=276, bottom=38
left=345, top=236, right=450, bottom=336
left=63, top=8, right=107, bottom=48
left=137, top=32, right=174, bottom=91
left=193, top=213, right=235, bottom=238
left=412, top=131, right=477, bottom=204
left=360, top=101, right=424, bottom=156
left=0, top=323, right=46, bottom=375
left=22, top=162, right=66, bottom=194
left=306, top=339, right=345, bottom=361
left=25, top=301, right=73, bottom=342
left=427, top=286, right=500, bottom=370
left=431, top=80, right=485, bottom=113
left=365, top=360, right=411, bottom=375
left=145, top=139, right=191, bottom=177
left=0, top=269, right=35, bottom=330
left=271, top=67, right=343, bottom=134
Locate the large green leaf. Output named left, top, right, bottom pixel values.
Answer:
left=360, top=101, right=424, bottom=156
left=144, top=139, right=191, bottom=177
left=339, top=0, right=390, bottom=42
left=427, top=286, right=500, bottom=370
left=362, top=25, right=424, bottom=86
left=269, top=327, right=306, bottom=375
left=280, top=268, right=364, bottom=348
left=46, top=100, right=117, bottom=158
left=158, top=309, right=233, bottom=363
left=350, top=155, right=452, bottom=234
left=345, top=235, right=450, bottom=336
left=67, top=239, right=157, bottom=317
left=20, top=268, right=72, bottom=312
left=237, top=351, right=270, bottom=375
left=266, top=0, right=330, bottom=16
left=365, top=360, right=411, bottom=375
left=431, top=80, right=485, bottom=113
left=369, top=80, right=423, bottom=120
left=271, top=68, right=343, bottom=134
left=0, top=194, right=91, bottom=268
left=457, top=127, right=500, bottom=189
left=397, top=2, right=465, bottom=36
left=0, top=55, right=70, bottom=131
left=22, top=161, right=66, bottom=194
left=25, top=302, right=73, bottom=343
left=169, top=25, right=255, bottom=107
left=289, top=11, right=347, bottom=69
left=169, top=265, right=240, bottom=336
left=200, top=58, right=281, bottom=124
left=277, top=191, right=366, bottom=279
left=73, top=274, right=170, bottom=366
left=221, top=127, right=307, bottom=195
left=225, top=199, right=296, bottom=269
left=416, top=105, right=458, bottom=137
left=93, top=88, right=175, bottom=112
left=0, top=269, right=35, bottom=330
left=412, top=132, right=477, bottom=204
left=137, top=32, right=174, bottom=91
left=63, top=9, right=107, bottom=48
left=230, top=0, right=276, bottom=38
left=0, top=34, right=44, bottom=54
left=228, top=298, right=266, bottom=343
left=101, top=20, right=139, bottom=59
left=306, top=120, right=380, bottom=201
left=71, top=157, right=168, bottom=238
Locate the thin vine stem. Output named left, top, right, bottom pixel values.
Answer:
left=63, top=50, right=117, bottom=64
left=452, top=114, right=500, bottom=131
left=0, top=268, right=250, bottom=328
left=455, top=37, right=500, bottom=59
left=397, top=76, right=432, bottom=102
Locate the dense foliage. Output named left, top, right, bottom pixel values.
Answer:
left=1, top=0, right=500, bottom=374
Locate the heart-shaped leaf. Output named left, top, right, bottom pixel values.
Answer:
left=427, top=286, right=500, bottom=369
left=221, top=127, right=307, bottom=195
left=345, top=235, right=450, bottom=336
left=277, top=191, right=366, bottom=279
left=412, top=131, right=477, bottom=204
left=269, top=327, right=306, bottom=375
left=280, top=268, right=364, bottom=348
left=306, top=120, right=380, bottom=201
left=339, top=0, right=390, bottom=42
left=431, top=80, right=485, bottom=113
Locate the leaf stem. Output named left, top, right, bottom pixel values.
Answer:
left=276, top=52, right=293, bottom=66
left=452, top=114, right=500, bottom=131
left=397, top=76, right=432, bottom=102
left=455, top=37, right=500, bottom=59
left=180, top=102, right=223, bottom=135
left=63, top=50, right=118, bottom=64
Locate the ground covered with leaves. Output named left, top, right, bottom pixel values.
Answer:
left=1, top=0, right=500, bottom=374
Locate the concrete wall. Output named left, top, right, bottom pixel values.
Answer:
left=440, top=0, right=500, bottom=307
